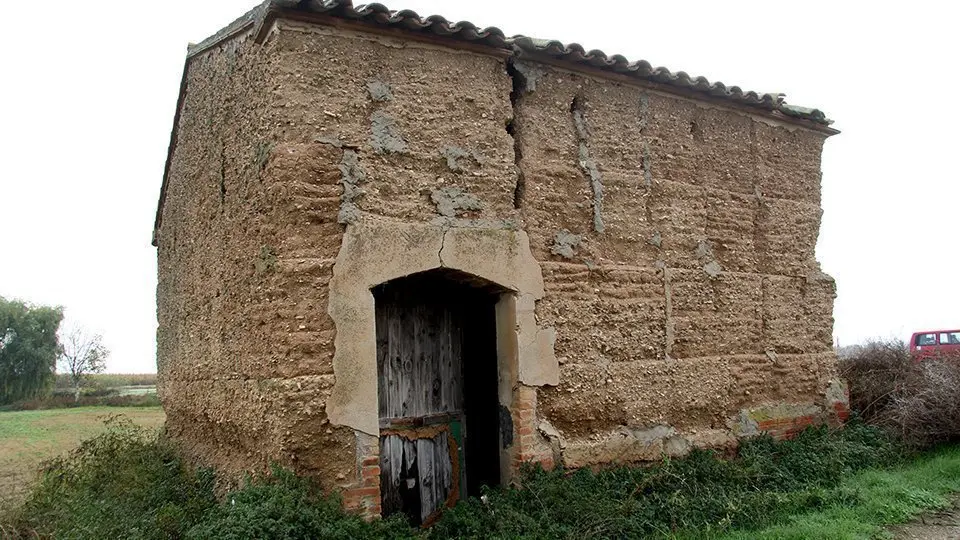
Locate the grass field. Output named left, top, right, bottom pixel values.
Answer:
left=0, top=406, right=165, bottom=511
left=705, top=445, right=960, bottom=539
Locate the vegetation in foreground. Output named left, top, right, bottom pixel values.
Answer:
left=6, top=417, right=948, bottom=540
left=711, top=445, right=960, bottom=539
left=0, top=406, right=165, bottom=512
left=6, top=338, right=960, bottom=538
left=840, top=338, right=960, bottom=448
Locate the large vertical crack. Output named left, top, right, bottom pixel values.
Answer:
left=506, top=60, right=526, bottom=209
left=749, top=121, right=769, bottom=276
left=218, top=142, right=227, bottom=209
left=571, top=95, right=604, bottom=233
left=638, top=92, right=657, bottom=239
left=662, top=264, right=674, bottom=359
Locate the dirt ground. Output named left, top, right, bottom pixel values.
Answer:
left=0, top=406, right=165, bottom=512
left=893, top=497, right=960, bottom=540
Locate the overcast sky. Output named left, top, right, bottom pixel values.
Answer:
left=1, top=1, right=956, bottom=372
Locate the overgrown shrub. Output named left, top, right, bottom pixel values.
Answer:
left=840, top=339, right=913, bottom=422
left=12, top=416, right=216, bottom=539
left=840, top=339, right=960, bottom=448
left=4, top=418, right=899, bottom=539
left=6, top=417, right=411, bottom=540
left=186, top=465, right=412, bottom=540
left=431, top=422, right=899, bottom=539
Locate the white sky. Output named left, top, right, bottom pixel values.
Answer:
left=1, top=1, right=957, bottom=373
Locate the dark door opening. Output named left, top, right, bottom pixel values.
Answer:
left=374, top=269, right=502, bottom=525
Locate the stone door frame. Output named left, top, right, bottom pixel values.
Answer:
left=325, top=217, right=558, bottom=515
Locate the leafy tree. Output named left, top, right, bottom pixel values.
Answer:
left=58, top=325, right=109, bottom=401
left=0, top=296, right=63, bottom=404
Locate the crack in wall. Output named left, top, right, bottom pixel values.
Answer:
left=337, top=148, right=366, bottom=224
left=660, top=262, right=675, bottom=359
left=638, top=93, right=658, bottom=245
left=749, top=121, right=770, bottom=276
left=218, top=142, right=227, bottom=209
left=571, top=95, right=604, bottom=233
left=506, top=60, right=526, bottom=210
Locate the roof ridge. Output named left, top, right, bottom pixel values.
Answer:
left=185, top=0, right=832, bottom=126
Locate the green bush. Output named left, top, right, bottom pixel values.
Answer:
left=14, top=416, right=216, bottom=539
left=430, top=422, right=900, bottom=539
left=5, top=419, right=900, bottom=539
left=8, top=417, right=411, bottom=540
left=186, top=465, right=413, bottom=540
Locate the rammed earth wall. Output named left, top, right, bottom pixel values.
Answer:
left=155, top=9, right=844, bottom=517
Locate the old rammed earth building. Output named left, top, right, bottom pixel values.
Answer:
left=154, top=0, right=848, bottom=523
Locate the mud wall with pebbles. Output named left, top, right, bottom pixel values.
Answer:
left=155, top=16, right=844, bottom=504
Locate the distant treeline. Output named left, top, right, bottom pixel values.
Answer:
left=54, top=373, right=156, bottom=389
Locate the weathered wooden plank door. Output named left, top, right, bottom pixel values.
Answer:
left=375, top=277, right=469, bottom=525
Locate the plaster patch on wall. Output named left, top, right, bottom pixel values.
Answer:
left=337, top=149, right=367, bottom=225
left=730, top=403, right=823, bottom=437
left=550, top=230, right=581, bottom=259
left=369, top=110, right=408, bottom=154
left=696, top=239, right=723, bottom=278
left=825, top=379, right=848, bottom=407
left=439, top=146, right=481, bottom=172
left=571, top=96, right=604, bottom=233
left=562, top=425, right=677, bottom=468
left=366, top=79, right=392, bottom=102
left=648, top=231, right=662, bottom=248
left=314, top=134, right=344, bottom=148
left=430, top=186, right=482, bottom=217
left=642, top=143, right=653, bottom=188
left=511, top=60, right=545, bottom=93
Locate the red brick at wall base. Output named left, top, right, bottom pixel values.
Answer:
left=512, top=385, right=556, bottom=472
left=343, top=449, right=382, bottom=520
left=756, top=415, right=815, bottom=440
left=833, top=400, right=851, bottom=423
left=756, top=403, right=851, bottom=441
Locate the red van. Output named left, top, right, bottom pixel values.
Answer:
left=910, top=329, right=960, bottom=360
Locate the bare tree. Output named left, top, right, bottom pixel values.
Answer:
left=58, top=326, right=108, bottom=402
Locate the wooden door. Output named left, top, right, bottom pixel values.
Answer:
left=375, top=278, right=468, bottom=525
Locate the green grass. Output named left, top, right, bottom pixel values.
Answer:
left=700, top=445, right=960, bottom=540
left=5, top=417, right=960, bottom=539
left=0, top=406, right=164, bottom=511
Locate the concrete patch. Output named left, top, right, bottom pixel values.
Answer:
left=430, top=186, right=482, bottom=217
left=366, top=80, right=392, bottom=102
left=563, top=425, right=677, bottom=468
left=439, top=146, right=481, bottom=172
left=369, top=110, right=408, bottom=154
left=571, top=97, right=604, bottom=233
left=337, top=149, right=366, bottom=224
left=550, top=230, right=581, bottom=259
left=511, top=61, right=545, bottom=93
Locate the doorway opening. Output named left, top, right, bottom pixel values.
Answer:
left=373, top=268, right=503, bottom=525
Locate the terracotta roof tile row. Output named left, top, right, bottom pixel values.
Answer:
left=202, top=0, right=830, bottom=126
